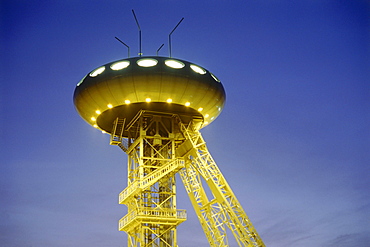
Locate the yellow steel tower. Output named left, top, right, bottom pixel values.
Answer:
left=73, top=56, right=265, bottom=247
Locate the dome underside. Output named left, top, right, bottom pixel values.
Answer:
left=96, top=103, right=202, bottom=135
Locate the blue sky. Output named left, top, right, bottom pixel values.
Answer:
left=1, top=1, right=369, bottom=246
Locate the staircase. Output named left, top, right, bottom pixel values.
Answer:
left=110, top=118, right=126, bottom=146
left=119, top=159, right=185, bottom=204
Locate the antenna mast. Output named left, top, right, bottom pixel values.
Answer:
left=115, top=37, right=130, bottom=58
left=169, top=18, right=184, bottom=58
left=156, top=43, right=164, bottom=56
left=132, top=9, right=142, bottom=56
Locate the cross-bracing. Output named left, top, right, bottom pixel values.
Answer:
left=111, top=110, right=264, bottom=247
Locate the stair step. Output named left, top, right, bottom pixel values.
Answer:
left=119, top=159, right=185, bottom=204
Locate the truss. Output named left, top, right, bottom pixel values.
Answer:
left=111, top=111, right=264, bottom=247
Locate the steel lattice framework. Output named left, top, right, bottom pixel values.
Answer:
left=111, top=111, right=264, bottom=247
left=73, top=55, right=265, bottom=247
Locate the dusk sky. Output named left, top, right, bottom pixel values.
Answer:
left=1, top=1, right=369, bottom=246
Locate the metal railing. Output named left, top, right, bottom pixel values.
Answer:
left=118, top=208, right=187, bottom=230
left=119, top=159, right=185, bottom=204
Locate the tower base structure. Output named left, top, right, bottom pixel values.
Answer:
left=111, top=110, right=265, bottom=247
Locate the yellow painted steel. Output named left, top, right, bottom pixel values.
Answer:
left=115, top=112, right=187, bottom=246
left=110, top=111, right=264, bottom=247
left=177, top=119, right=265, bottom=247
left=74, top=56, right=264, bottom=246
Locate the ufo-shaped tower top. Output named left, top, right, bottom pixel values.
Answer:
left=73, top=56, right=226, bottom=135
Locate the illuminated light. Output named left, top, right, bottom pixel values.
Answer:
left=91, top=117, right=96, bottom=121
left=165, top=59, right=185, bottom=69
left=146, top=98, right=151, bottom=103
left=89, top=66, right=105, bottom=77
left=204, top=121, right=209, bottom=125
left=210, top=73, right=220, bottom=82
left=198, top=107, right=203, bottom=112
left=110, top=61, right=130, bottom=70
left=137, top=58, right=158, bottom=67
left=93, top=124, right=98, bottom=128
left=167, top=98, right=173, bottom=103
left=102, top=131, right=106, bottom=134
left=185, top=102, right=190, bottom=107
left=218, top=107, right=221, bottom=111
left=190, top=64, right=206, bottom=75
left=95, top=110, right=101, bottom=115
left=211, top=117, right=215, bottom=120
left=204, top=114, right=209, bottom=118
left=125, top=99, right=131, bottom=104
left=107, top=104, right=113, bottom=108
left=77, top=75, right=87, bottom=86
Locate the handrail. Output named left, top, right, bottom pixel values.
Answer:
left=119, top=159, right=185, bottom=204
left=119, top=208, right=187, bottom=230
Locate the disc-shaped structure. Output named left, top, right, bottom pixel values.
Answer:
left=73, top=56, right=226, bottom=134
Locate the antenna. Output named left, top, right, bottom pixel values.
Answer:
left=169, top=17, right=184, bottom=58
left=132, top=9, right=142, bottom=56
left=156, top=44, right=164, bottom=56
left=115, top=37, right=130, bottom=58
